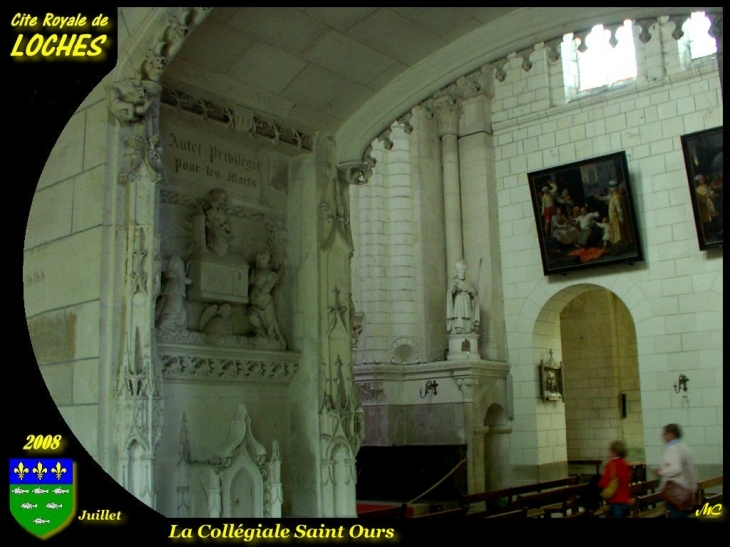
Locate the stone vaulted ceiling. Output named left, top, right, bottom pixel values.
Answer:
left=164, top=7, right=518, bottom=133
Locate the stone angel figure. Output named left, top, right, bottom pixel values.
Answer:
left=156, top=255, right=193, bottom=331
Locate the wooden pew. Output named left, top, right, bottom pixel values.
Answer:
left=460, top=476, right=578, bottom=517
left=697, top=476, right=723, bottom=506
left=568, top=459, right=602, bottom=476
left=460, top=487, right=513, bottom=517
left=631, top=478, right=660, bottom=496
left=631, top=492, right=666, bottom=518
left=629, top=463, right=647, bottom=484
left=591, top=478, right=661, bottom=518
left=516, top=483, right=587, bottom=518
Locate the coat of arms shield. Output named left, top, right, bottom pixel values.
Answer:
left=10, top=458, right=76, bottom=539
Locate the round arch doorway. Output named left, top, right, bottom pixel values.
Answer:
left=560, top=287, right=645, bottom=465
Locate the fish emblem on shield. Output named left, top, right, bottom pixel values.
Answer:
left=10, top=458, right=75, bottom=539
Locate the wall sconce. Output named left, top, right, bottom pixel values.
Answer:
left=673, top=374, right=689, bottom=393
left=420, top=380, right=438, bottom=398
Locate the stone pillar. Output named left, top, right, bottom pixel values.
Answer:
left=104, top=7, right=212, bottom=511
left=433, top=94, right=464, bottom=271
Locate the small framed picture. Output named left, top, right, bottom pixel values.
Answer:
left=539, top=350, right=563, bottom=402
left=680, top=127, right=723, bottom=250
left=528, top=151, right=643, bottom=275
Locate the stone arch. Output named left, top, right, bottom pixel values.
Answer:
left=530, top=283, right=644, bottom=467
left=323, top=438, right=357, bottom=518
left=483, top=403, right=510, bottom=491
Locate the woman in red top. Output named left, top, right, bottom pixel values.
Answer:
left=597, top=440, right=633, bottom=517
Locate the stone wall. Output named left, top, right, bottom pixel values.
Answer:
left=493, top=21, right=722, bottom=480
left=24, top=79, right=112, bottom=461
left=562, top=289, right=645, bottom=462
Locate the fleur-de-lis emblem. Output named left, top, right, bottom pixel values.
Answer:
left=14, top=461, right=29, bottom=480
left=33, top=462, right=48, bottom=480
left=51, top=462, right=67, bottom=480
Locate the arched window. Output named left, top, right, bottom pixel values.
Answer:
left=576, top=21, right=637, bottom=92
left=560, top=20, right=638, bottom=100
left=680, top=12, right=717, bottom=61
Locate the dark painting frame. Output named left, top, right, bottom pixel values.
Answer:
left=680, top=127, right=723, bottom=250
left=528, top=151, right=642, bottom=276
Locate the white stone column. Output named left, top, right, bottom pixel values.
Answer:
left=386, top=123, right=419, bottom=355
left=433, top=94, right=464, bottom=271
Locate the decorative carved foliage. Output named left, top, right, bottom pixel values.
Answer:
left=261, top=441, right=282, bottom=518
left=119, top=133, right=164, bottom=184
left=432, top=93, right=462, bottom=136
left=161, top=87, right=234, bottom=126
left=159, top=353, right=299, bottom=382
left=160, top=87, right=314, bottom=151
left=454, top=377, right=478, bottom=399
left=349, top=294, right=364, bottom=350
left=129, top=226, right=149, bottom=297
left=327, top=287, right=349, bottom=337
left=147, top=8, right=204, bottom=80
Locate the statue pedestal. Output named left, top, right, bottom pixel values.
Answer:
left=447, top=333, right=480, bottom=361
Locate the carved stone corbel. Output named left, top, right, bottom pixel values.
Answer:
left=706, top=12, right=723, bottom=40
left=491, top=59, right=509, bottom=82
left=573, top=28, right=591, bottom=53
left=667, top=15, right=687, bottom=41
left=516, top=46, right=534, bottom=72
left=337, top=146, right=376, bottom=186
left=396, top=112, right=413, bottom=134
left=636, top=18, right=658, bottom=44
left=604, top=23, right=622, bottom=48
left=421, top=98, right=435, bottom=119
left=376, top=127, right=393, bottom=150
left=454, top=377, right=478, bottom=400
left=544, top=37, right=563, bottom=62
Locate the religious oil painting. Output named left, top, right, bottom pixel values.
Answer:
left=680, top=126, right=723, bottom=250
left=528, top=151, right=643, bottom=276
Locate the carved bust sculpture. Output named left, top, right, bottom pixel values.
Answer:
left=205, top=189, right=231, bottom=256
left=247, top=250, right=286, bottom=348
left=446, top=259, right=480, bottom=335
left=156, top=255, right=192, bottom=330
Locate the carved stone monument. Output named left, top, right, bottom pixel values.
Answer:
left=189, top=189, right=250, bottom=304
left=446, top=258, right=481, bottom=360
